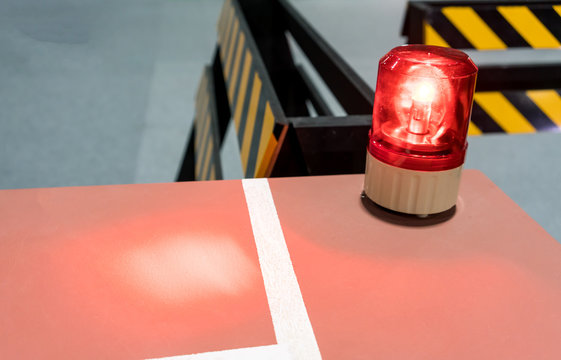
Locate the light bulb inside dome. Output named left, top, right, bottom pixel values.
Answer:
left=412, top=81, right=435, bottom=103
left=408, top=81, right=435, bottom=135
left=364, top=45, right=478, bottom=216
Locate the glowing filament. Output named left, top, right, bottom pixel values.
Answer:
left=408, top=81, right=435, bottom=135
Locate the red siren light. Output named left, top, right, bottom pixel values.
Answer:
left=364, top=45, right=478, bottom=215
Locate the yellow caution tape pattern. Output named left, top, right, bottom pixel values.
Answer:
left=424, top=4, right=561, bottom=49
left=416, top=3, right=561, bottom=135
left=216, top=0, right=282, bottom=178
left=468, top=90, right=561, bottom=136
left=442, top=7, right=507, bottom=50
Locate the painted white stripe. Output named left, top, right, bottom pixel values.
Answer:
left=148, top=344, right=291, bottom=360
left=242, top=178, right=322, bottom=360
left=149, top=179, right=320, bottom=360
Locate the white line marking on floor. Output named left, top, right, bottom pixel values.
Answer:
left=148, top=344, right=290, bottom=360
left=242, top=178, right=322, bottom=360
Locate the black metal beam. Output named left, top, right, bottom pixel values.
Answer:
left=477, top=63, right=561, bottom=91
left=290, top=115, right=371, bottom=175
left=238, top=0, right=309, bottom=117
left=409, top=0, right=550, bottom=5
left=269, top=124, right=309, bottom=177
left=277, top=0, right=374, bottom=115
left=211, top=48, right=231, bottom=144
left=295, top=65, right=333, bottom=116
left=402, top=2, right=430, bottom=43
left=176, top=127, right=196, bottom=181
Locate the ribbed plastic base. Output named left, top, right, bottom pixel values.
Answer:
left=363, top=152, right=462, bottom=215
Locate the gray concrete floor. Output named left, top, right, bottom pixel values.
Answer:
left=1, top=0, right=560, bottom=240
left=0, top=0, right=221, bottom=188
left=0, top=0, right=409, bottom=190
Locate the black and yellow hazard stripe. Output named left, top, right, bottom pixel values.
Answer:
left=423, top=4, right=561, bottom=49
left=216, top=0, right=285, bottom=178
left=467, top=89, right=561, bottom=135
left=237, top=80, right=285, bottom=178
left=194, top=68, right=222, bottom=181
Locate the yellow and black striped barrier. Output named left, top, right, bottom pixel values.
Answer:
left=183, top=0, right=561, bottom=181
left=215, top=0, right=287, bottom=178
left=469, top=89, right=561, bottom=135
left=403, top=1, right=561, bottom=135
left=193, top=67, right=222, bottom=181
left=404, top=1, right=561, bottom=49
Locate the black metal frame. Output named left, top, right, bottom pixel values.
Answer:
left=477, top=63, right=561, bottom=91
left=402, top=0, right=561, bottom=91
left=177, top=0, right=376, bottom=180
left=403, top=0, right=561, bottom=49
left=178, top=0, right=561, bottom=181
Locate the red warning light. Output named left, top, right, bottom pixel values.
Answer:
left=369, top=45, right=477, bottom=171
left=364, top=45, right=478, bottom=215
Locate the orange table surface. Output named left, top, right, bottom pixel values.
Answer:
left=1, top=170, right=560, bottom=359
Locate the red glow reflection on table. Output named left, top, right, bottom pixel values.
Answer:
left=270, top=172, right=561, bottom=360
left=0, top=181, right=275, bottom=359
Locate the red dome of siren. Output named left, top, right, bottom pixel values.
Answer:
left=368, top=45, right=478, bottom=171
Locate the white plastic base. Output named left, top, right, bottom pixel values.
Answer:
left=363, top=152, right=462, bottom=215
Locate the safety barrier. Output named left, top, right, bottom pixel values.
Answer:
left=178, top=0, right=373, bottom=180
left=403, top=1, right=561, bottom=49
left=403, top=1, right=561, bottom=135
left=178, top=0, right=561, bottom=181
